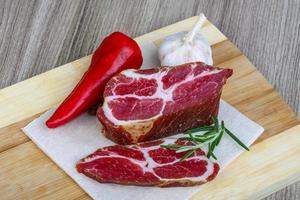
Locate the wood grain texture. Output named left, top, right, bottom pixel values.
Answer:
left=192, top=125, right=300, bottom=200
left=0, top=0, right=299, bottom=199
left=0, top=17, right=298, bottom=200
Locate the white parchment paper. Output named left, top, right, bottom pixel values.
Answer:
left=23, top=42, right=264, bottom=200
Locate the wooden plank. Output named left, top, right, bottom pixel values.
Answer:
left=0, top=142, right=87, bottom=199
left=218, top=52, right=299, bottom=141
left=0, top=56, right=90, bottom=129
left=0, top=116, right=31, bottom=153
left=192, top=125, right=300, bottom=200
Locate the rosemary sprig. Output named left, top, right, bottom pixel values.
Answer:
left=160, top=118, right=249, bottom=161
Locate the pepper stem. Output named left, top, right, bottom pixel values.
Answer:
left=184, top=13, right=206, bottom=44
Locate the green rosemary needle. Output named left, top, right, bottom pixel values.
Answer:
left=161, top=117, right=249, bottom=161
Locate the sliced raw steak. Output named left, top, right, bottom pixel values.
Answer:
left=97, top=62, right=232, bottom=144
left=76, top=136, right=219, bottom=187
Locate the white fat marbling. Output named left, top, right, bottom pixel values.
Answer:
left=102, top=67, right=222, bottom=126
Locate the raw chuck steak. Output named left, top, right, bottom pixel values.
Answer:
left=76, top=136, right=219, bottom=187
left=97, top=62, right=232, bottom=144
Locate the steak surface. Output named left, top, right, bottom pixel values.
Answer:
left=97, top=62, right=232, bottom=144
left=76, top=136, right=220, bottom=187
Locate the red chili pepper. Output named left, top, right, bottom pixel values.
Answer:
left=46, top=32, right=143, bottom=128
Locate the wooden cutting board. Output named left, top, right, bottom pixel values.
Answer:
left=0, top=16, right=299, bottom=200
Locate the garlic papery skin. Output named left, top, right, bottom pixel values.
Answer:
left=159, top=14, right=213, bottom=66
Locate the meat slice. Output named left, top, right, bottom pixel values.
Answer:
left=97, top=62, right=233, bottom=144
left=76, top=136, right=219, bottom=187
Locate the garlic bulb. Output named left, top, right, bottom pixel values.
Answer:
left=159, top=14, right=213, bottom=66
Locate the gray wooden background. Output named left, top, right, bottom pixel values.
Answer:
left=0, top=0, right=299, bottom=199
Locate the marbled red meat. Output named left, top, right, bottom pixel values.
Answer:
left=97, top=62, right=232, bottom=144
left=76, top=136, right=219, bottom=187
